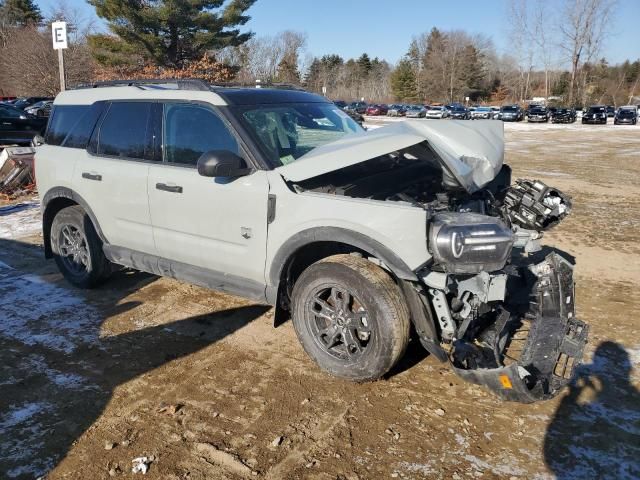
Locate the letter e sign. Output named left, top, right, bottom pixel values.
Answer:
left=52, top=22, right=68, bottom=50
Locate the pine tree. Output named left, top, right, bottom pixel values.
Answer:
left=88, top=0, right=256, bottom=69
left=0, top=0, right=42, bottom=26
left=391, top=58, right=418, bottom=102
left=357, top=53, right=372, bottom=77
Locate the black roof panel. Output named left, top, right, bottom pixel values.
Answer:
left=214, top=87, right=329, bottom=105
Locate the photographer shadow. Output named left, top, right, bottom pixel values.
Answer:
left=543, top=341, right=640, bottom=479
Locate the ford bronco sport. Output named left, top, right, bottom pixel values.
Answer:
left=36, top=79, right=588, bottom=402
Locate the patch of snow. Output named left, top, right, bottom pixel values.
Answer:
left=0, top=201, right=42, bottom=239
left=398, top=461, right=436, bottom=475
left=0, top=272, right=101, bottom=353
left=464, top=453, right=527, bottom=476
left=0, top=401, right=56, bottom=479
left=0, top=402, right=49, bottom=430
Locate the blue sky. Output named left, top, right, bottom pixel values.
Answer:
left=37, top=0, right=639, bottom=65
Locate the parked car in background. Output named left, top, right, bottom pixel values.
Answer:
left=471, top=106, right=492, bottom=120
left=527, top=106, right=549, bottom=123
left=614, top=107, right=637, bottom=125
left=582, top=105, right=608, bottom=124
left=345, top=101, right=367, bottom=114
left=12, top=96, right=52, bottom=110
left=0, top=103, right=48, bottom=145
left=449, top=106, right=470, bottom=120
left=387, top=104, right=407, bottom=117
left=333, top=100, right=347, bottom=109
left=24, top=100, right=53, bottom=117
left=500, top=105, right=524, bottom=122
left=606, top=106, right=616, bottom=117
left=365, top=104, right=388, bottom=116
left=490, top=106, right=501, bottom=119
left=551, top=107, right=577, bottom=123
left=425, top=106, right=449, bottom=119
left=0, top=96, right=17, bottom=103
left=405, top=105, right=426, bottom=118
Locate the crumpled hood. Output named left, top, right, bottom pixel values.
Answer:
left=276, top=120, right=504, bottom=194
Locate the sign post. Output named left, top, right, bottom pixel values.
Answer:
left=51, top=22, right=68, bottom=92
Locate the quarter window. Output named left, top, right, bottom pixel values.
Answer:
left=98, top=102, right=151, bottom=159
left=45, top=105, right=90, bottom=146
left=163, top=103, right=238, bottom=165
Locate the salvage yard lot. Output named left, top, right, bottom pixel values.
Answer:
left=1, top=121, right=639, bottom=479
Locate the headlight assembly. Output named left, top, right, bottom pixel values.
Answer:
left=429, top=213, right=514, bottom=274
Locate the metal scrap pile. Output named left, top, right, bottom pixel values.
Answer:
left=0, top=147, right=37, bottom=199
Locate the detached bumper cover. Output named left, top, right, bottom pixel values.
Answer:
left=450, top=253, right=588, bottom=402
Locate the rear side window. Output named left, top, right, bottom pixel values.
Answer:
left=163, top=103, right=238, bottom=165
left=63, top=103, right=105, bottom=149
left=97, top=102, right=151, bottom=160
left=46, top=105, right=90, bottom=146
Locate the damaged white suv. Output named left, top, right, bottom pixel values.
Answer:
left=36, top=80, right=587, bottom=402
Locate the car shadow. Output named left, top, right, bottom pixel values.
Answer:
left=543, top=341, right=640, bottom=479
left=0, top=236, right=269, bottom=479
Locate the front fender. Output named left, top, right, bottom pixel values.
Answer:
left=268, top=226, right=419, bottom=288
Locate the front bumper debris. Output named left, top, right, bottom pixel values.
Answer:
left=449, top=253, right=588, bottom=402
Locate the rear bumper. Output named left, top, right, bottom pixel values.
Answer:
left=449, top=253, right=588, bottom=402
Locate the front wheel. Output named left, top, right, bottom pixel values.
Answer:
left=51, top=206, right=111, bottom=288
left=291, top=254, right=410, bottom=382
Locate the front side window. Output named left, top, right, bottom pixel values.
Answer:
left=163, top=103, right=238, bottom=165
left=240, top=103, right=362, bottom=167
left=98, top=102, right=151, bottom=159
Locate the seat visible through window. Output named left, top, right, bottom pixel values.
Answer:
left=164, top=104, right=238, bottom=165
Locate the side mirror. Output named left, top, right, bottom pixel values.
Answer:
left=197, top=150, right=250, bottom=178
left=31, top=134, right=45, bottom=147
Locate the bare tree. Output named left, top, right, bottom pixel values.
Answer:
left=558, top=0, right=616, bottom=105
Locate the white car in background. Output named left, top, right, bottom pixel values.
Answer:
left=425, top=106, right=449, bottom=119
left=471, top=106, right=492, bottom=120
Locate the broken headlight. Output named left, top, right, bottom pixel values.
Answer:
left=429, top=213, right=514, bottom=274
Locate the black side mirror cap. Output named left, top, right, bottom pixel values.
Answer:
left=197, top=150, right=251, bottom=178
left=31, top=134, right=45, bottom=147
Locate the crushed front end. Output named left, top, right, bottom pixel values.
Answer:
left=417, top=175, right=588, bottom=402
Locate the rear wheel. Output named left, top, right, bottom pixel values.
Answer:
left=291, top=254, right=410, bottom=382
left=51, top=206, right=111, bottom=288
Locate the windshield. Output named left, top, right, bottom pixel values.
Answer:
left=501, top=106, right=518, bottom=112
left=430, top=107, right=443, bottom=111
left=477, top=107, right=491, bottom=111
left=239, top=103, right=363, bottom=167
left=589, top=107, right=605, bottom=113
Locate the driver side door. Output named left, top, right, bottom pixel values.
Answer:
left=147, top=102, right=270, bottom=289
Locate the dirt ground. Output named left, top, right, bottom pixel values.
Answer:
left=1, top=121, right=639, bottom=480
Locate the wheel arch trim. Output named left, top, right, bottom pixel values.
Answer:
left=268, top=227, right=419, bottom=288
left=42, top=187, right=107, bottom=258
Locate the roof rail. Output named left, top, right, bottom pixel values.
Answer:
left=71, top=78, right=212, bottom=92
left=210, top=80, right=307, bottom=91
left=70, top=78, right=308, bottom=93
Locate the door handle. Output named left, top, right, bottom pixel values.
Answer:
left=82, top=172, right=102, bottom=181
left=156, top=183, right=183, bottom=193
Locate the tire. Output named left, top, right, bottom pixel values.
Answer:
left=291, top=254, right=410, bottom=382
left=51, top=205, right=111, bottom=288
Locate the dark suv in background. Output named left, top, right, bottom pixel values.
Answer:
left=500, top=105, right=524, bottom=121
left=614, top=108, right=637, bottom=125
left=0, top=103, right=48, bottom=145
left=582, top=105, right=608, bottom=124
left=551, top=108, right=577, bottom=123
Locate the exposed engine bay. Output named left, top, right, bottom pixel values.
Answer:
left=294, top=148, right=584, bottom=402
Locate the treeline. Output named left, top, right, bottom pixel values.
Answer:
left=1, top=0, right=638, bottom=108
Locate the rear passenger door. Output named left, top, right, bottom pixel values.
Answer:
left=147, top=102, right=270, bottom=287
left=72, top=101, right=158, bottom=255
